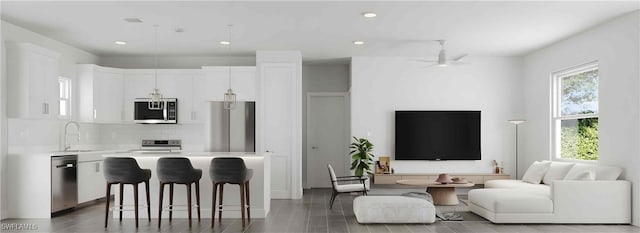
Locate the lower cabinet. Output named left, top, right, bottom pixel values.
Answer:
left=77, top=160, right=105, bottom=203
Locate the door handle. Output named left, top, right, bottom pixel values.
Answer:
left=311, top=146, right=318, bottom=149
left=163, top=104, right=168, bottom=121
left=56, top=163, right=74, bottom=168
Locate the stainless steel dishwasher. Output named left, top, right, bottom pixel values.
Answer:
left=51, top=155, right=78, bottom=213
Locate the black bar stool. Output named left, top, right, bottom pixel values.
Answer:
left=103, top=157, right=152, bottom=228
left=157, top=157, right=202, bottom=228
left=210, top=157, right=253, bottom=228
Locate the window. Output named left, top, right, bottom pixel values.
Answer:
left=58, top=77, right=71, bottom=119
left=552, top=62, right=599, bottom=161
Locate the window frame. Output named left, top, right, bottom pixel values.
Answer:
left=58, top=77, right=72, bottom=119
left=551, top=61, right=599, bottom=162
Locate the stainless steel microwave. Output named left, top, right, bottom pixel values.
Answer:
left=134, top=98, right=177, bottom=124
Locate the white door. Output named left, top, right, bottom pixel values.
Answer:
left=259, top=63, right=301, bottom=199
left=307, top=93, right=349, bottom=188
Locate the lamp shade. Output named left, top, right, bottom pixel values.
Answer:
left=508, top=119, right=526, bottom=125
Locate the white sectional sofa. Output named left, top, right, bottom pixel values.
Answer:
left=468, top=161, right=631, bottom=224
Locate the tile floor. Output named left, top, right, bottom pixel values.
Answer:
left=1, top=188, right=639, bottom=233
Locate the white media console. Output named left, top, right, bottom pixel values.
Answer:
left=373, top=173, right=511, bottom=185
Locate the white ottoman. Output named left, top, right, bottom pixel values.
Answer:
left=353, top=196, right=436, bottom=224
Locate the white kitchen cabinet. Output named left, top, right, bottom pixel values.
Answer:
left=231, top=67, right=257, bottom=101
left=123, top=69, right=202, bottom=123
left=77, top=65, right=124, bottom=123
left=77, top=160, right=104, bottom=203
left=194, top=66, right=256, bottom=122
left=257, top=63, right=301, bottom=199
left=123, top=71, right=155, bottom=122
left=7, top=43, right=61, bottom=119
left=156, top=70, right=202, bottom=123
left=195, top=67, right=229, bottom=102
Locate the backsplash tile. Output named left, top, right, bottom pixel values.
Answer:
left=8, top=118, right=205, bottom=154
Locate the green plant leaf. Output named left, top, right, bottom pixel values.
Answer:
left=349, top=136, right=375, bottom=177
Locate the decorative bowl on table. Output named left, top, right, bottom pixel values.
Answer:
left=435, top=173, right=452, bottom=184
left=451, top=177, right=468, bottom=184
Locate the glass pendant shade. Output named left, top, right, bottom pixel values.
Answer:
left=438, top=49, right=448, bottom=67
left=223, top=88, right=236, bottom=110
left=148, top=88, right=163, bottom=110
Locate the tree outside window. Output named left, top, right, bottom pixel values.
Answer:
left=552, top=63, right=599, bottom=161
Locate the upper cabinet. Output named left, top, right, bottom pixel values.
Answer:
left=77, top=65, right=124, bottom=123
left=193, top=66, right=256, bottom=122
left=123, top=69, right=203, bottom=124
left=70, top=65, right=255, bottom=124
left=197, top=67, right=256, bottom=102
left=7, top=43, right=61, bottom=119
left=122, top=71, right=154, bottom=122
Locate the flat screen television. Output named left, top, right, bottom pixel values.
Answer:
left=395, top=111, right=480, bottom=160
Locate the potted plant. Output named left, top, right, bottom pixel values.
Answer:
left=350, top=137, right=375, bottom=177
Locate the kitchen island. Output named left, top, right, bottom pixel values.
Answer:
left=103, top=152, right=271, bottom=219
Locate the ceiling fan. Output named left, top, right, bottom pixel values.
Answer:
left=413, top=40, right=468, bottom=67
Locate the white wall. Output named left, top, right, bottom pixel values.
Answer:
left=301, top=64, right=350, bottom=188
left=100, top=56, right=255, bottom=69
left=1, top=25, right=8, bottom=220
left=522, top=11, right=640, bottom=225
left=350, top=56, right=523, bottom=175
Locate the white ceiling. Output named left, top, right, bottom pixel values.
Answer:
left=1, top=1, right=638, bottom=63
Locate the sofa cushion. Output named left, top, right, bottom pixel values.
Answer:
left=468, top=189, right=553, bottom=213
left=522, top=161, right=551, bottom=184
left=542, top=161, right=575, bottom=185
left=484, top=179, right=550, bottom=194
left=564, top=163, right=596, bottom=180
left=335, top=184, right=366, bottom=192
left=566, top=170, right=595, bottom=180
left=596, top=166, right=623, bottom=180
left=564, top=163, right=623, bottom=180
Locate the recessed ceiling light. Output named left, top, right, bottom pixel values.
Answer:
left=123, top=18, right=143, bottom=23
left=220, top=41, right=231, bottom=45
left=114, top=41, right=127, bottom=45
left=362, top=12, right=377, bottom=18
left=353, top=41, right=365, bottom=45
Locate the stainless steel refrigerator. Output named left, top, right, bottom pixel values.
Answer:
left=205, top=101, right=255, bottom=152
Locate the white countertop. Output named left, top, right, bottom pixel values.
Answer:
left=103, top=151, right=268, bottom=157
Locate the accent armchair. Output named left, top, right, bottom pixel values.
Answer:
left=327, top=164, right=368, bottom=209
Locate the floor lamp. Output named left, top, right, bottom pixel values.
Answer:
left=509, top=120, right=526, bottom=179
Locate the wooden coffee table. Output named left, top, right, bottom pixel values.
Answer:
left=396, top=179, right=474, bottom=205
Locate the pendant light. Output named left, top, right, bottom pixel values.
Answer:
left=223, top=24, right=236, bottom=110
left=148, top=24, right=163, bottom=110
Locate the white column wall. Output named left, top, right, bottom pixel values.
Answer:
left=1, top=29, right=8, bottom=220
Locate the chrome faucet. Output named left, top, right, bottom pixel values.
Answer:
left=64, top=121, right=80, bottom=151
